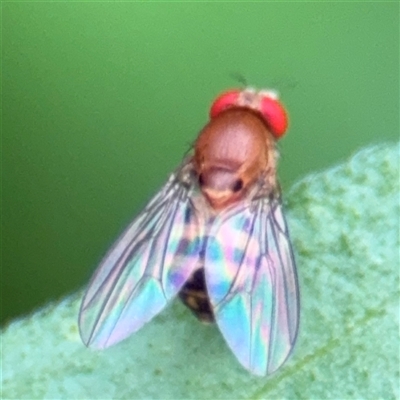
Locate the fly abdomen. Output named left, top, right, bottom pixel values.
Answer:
left=178, top=268, right=214, bottom=323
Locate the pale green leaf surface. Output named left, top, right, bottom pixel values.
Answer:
left=2, top=142, right=399, bottom=399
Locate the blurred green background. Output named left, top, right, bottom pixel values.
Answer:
left=2, top=2, right=398, bottom=325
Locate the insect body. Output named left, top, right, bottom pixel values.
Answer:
left=79, top=88, right=299, bottom=376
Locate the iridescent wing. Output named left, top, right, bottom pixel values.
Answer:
left=204, top=196, right=299, bottom=376
left=79, top=164, right=202, bottom=349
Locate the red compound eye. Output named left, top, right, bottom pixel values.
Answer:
left=209, top=89, right=289, bottom=139
left=259, top=95, right=288, bottom=138
left=209, top=90, right=241, bottom=119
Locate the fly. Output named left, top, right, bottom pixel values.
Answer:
left=78, top=87, right=300, bottom=376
